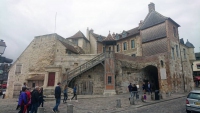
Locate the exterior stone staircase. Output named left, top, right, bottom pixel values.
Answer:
left=62, top=52, right=106, bottom=86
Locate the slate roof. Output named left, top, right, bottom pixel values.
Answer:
left=139, top=11, right=180, bottom=30
left=114, top=27, right=139, bottom=40
left=180, top=38, right=184, bottom=45
left=91, top=32, right=106, bottom=40
left=103, top=32, right=115, bottom=41
left=59, top=40, right=79, bottom=54
left=67, top=31, right=89, bottom=42
left=185, top=40, right=195, bottom=48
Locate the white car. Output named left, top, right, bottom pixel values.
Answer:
left=186, top=90, right=200, bottom=113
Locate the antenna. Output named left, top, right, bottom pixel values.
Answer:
left=54, top=12, right=57, bottom=33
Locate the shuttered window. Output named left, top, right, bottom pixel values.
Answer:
left=15, top=64, right=22, bottom=74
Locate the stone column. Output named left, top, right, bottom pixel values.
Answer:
left=116, top=99, right=121, bottom=108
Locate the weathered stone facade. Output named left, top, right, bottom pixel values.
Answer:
left=6, top=2, right=195, bottom=98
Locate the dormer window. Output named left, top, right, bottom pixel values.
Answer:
left=98, top=36, right=103, bottom=41
left=122, top=31, right=127, bottom=38
left=72, top=39, right=78, bottom=46
left=115, top=35, right=119, bottom=40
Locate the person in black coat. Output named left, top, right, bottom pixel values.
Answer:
left=30, top=86, right=40, bottom=113
left=52, top=82, right=61, bottom=113
left=132, top=84, right=138, bottom=99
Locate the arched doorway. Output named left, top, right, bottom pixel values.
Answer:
left=143, top=65, right=159, bottom=91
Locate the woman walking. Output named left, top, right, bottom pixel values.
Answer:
left=63, top=85, right=68, bottom=103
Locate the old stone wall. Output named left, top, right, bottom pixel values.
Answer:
left=74, top=64, right=104, bottom=94
left=6, top=34, right=58, bottom=98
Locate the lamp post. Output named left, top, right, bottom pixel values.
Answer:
left=0, top=40, right=6, bottom=56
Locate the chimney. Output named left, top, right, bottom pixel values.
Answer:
left=148, top=2, right=155, bottom=12
left=90, top=29, right=94, bottom=33
left=139, top=20, right=143, bottom=27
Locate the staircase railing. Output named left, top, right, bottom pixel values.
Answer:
left=62, top=52, right=106, bottom=84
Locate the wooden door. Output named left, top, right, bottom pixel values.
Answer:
left=48, top=72, right=55, bottom=86
left=81, top=81, right=93, bottom=95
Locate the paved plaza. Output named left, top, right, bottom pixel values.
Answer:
left=0, top=92, right=187, bottom=113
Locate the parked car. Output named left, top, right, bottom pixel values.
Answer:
left=2, top=81, right=7, bottom=89
left=186, top=90, right=200, bottom=113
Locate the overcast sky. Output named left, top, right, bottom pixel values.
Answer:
left=0, top=0, right=200, bottom=62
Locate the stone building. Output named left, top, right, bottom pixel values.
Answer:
left=6, top=3, right=195, bottom=98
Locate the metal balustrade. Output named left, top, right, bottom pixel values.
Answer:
left=62, top=52, right=108, bottom=84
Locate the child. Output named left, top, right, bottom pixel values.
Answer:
left=143, top=93, right=147, bottom=102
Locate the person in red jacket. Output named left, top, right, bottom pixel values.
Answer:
left=24, top=88, right=31, bottom=113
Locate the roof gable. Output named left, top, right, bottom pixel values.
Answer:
left=67, top=31, right=89, bottom=42
left=139, top=11, right=168, bottom=30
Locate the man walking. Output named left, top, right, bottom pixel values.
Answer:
left=31, top=86, right=40, bottom=113
left=128, top=83, right=133, bottom=100
left=52, top=82, right=61, bottom=113
left=71, top=84, right=77, bottom=100
left=147, top=82, right=152, bottom=95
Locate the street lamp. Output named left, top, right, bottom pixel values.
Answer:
left=0, top=40, right=6, bottom=55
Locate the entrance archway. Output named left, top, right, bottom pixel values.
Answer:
left=143, top=65, right=159, bottom=91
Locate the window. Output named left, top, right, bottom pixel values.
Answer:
left=122, top=32, right=127, bottom=38
left=173, top=26, right=177, bottom=37
left=183, top=48, right=186, bottom=59
left=72, top=39, right=78, bottom=46
left=131, top=40, right=135, bottom=49
left=15, top=64, right=22, bottom=74
left=103, top=47, right=105, bottom=53
left=171, top=47, right=175, bottom=59
left=176, top=45, right=179, bottom=57
left=109, top=47, right=111, bottom=51
left=115, top=35, right=119, bottom=40
left=116, top=44, right=120, bottom=52
left=123, top=42, right=127, bottom=50
left=108, top=76, right=112, bottom=84
left=131, top=54, right=136, bottom=57
left=197, top=64, right=200, bottom=69
left=32, top=83, right=35, bottom=88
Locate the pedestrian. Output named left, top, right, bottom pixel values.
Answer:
left=71, top=84, right=77, bottom=100
left=23, top=82, right=27, bottom=88
left=25, top=88, right=31, bottom=113
left=132, top=84, right=138, bottom=99
left=18, top=87, right=28, bottom=113
left=30, top=86, right=40, bottom=113
left=128, top=83, right=133, bottom=100
left=2, top=90, right=5, bottom=99
left=147, top=82, right=152, bottom=95
left=52, top=82, right=61, bottom=113
left=39, top=87, right=44, bottom=107
left=142, top=82, right=146, bottom=93
left=63, top=85, right=68, bottom=103
left=143, top=92, right=147, bottom=102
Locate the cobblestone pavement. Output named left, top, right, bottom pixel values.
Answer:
left=0, top=93, right=187, bottom=113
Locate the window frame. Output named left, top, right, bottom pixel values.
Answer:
left=123, top=42, right=127, bottom=51
left=171, top=47, right=175, bottom=60
left=15, top=64, right=22, bottom=75
left=116, top=44, right=120, bottom=52
left=173, top=26, right=177, bottom=37
left=108, top=76, right=112, bottom=84
left=131, top=40, right=135, bottom=49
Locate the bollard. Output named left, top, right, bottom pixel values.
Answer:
left=130, top=97, right=135, bottom=105
left=37, top=107, right=44, bottom=113
left=116, top=99, right=121, bottom=108
left=67, top=104, right=74, bottom=113
left=151, top=94, right=155, bottom=100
